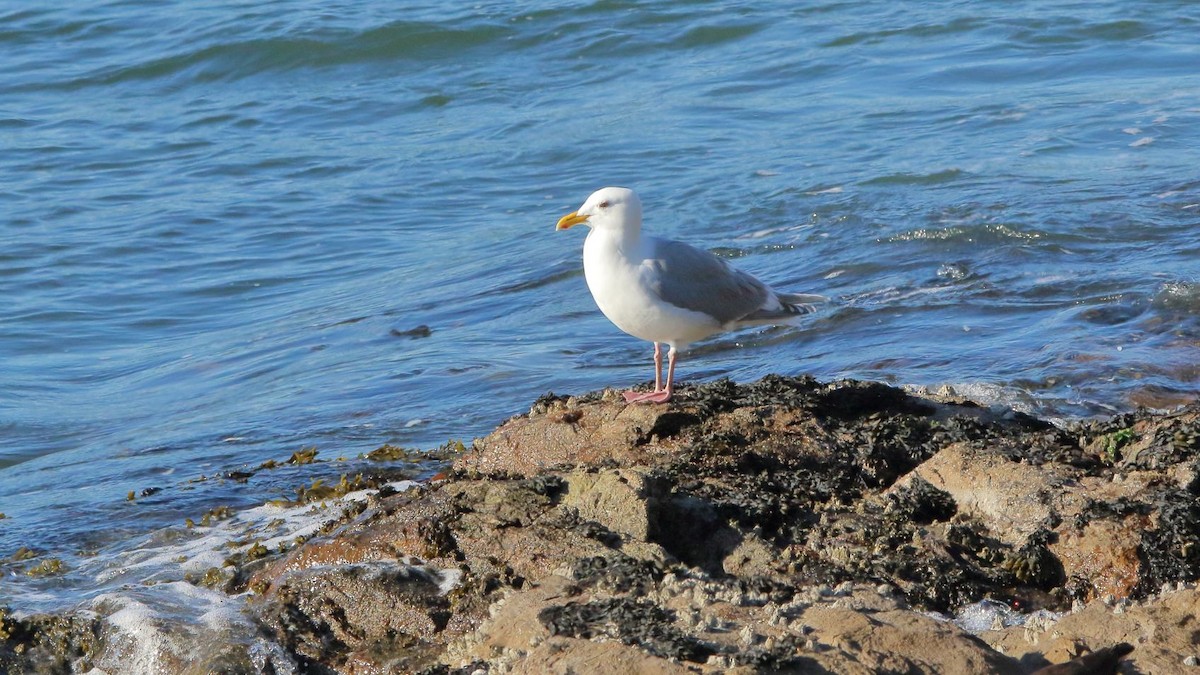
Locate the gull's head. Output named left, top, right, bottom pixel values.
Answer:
left=555, top=187, right=642, bottom=233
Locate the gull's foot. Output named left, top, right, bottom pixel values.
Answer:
left=622, top=390, right=671, bottom=404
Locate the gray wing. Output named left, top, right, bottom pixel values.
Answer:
left=643, top=238, right=770, bottom=325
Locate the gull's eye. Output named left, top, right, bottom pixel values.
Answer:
left=598, top=200, right=610, bottom=208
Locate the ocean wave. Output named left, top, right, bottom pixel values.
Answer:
left=822, top=16, right=984, bottom=48
left=674, top=21, right=765, bottom=48
left=55, top=19, right=515, bottom=89
left=861, top=169, right=968, bottom=186
left=1004, top=18, right=1155, bottom=48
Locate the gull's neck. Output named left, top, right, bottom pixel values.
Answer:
left=591, top=223, right=641, bottom=256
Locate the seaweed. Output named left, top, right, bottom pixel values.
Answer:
left=539, top=598, right=716, bottom=662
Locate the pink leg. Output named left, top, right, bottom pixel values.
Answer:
left=653, top=342, right=663, bottom=391
left=623, top=344, right=676, bottom=404
left=664, top=345, right=676, bottom=395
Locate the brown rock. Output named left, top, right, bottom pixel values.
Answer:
left=898, top=441, right=1076, bottom=545
left=458, top=396, right=695, bottom=476
left=722, top=535, right=781, bottom=578
left=1050, top=518, right=1147, bottom=601
left=459, top=576, right=695, bottom=674
left=258, top=561, right=455, bottom=672
left=518, top=639, right=696, bottom=675
left=561, top=467, right=664, bottom=541
left=802, top=604, right=1025, bottom=675
left=986, top=587, right=1200, bottom=674
left=1031, top=642, right=1133, bottom=674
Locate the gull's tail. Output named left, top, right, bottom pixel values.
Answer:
left=777, top=292, right=827, bottom=316
left=741, top=292, right=827, bottom=323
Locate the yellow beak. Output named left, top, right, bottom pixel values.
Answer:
left=556, top=211, right=590, bottom=230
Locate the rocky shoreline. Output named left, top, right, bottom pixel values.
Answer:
left=3, top=375, right=1199, bottom=673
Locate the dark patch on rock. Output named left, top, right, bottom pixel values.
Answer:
left=733, top=575, right=798, bottom=606
left=1136, top=488, right=1200, bottom=595
left=811, top=379, right=934, bottom=421
left=939, top=414, right=1091, bottom=469
left=851, top=413, right=939, bottom=488
left=538, top=597, right=716, bottom=662
left=553, top=508, right=624, bottom=549
left=528, top=390, right=605, bottom=417
left=457, top=476, right=565, bottom=528
left=634, top=411, right=702, bottom=445
left=886, top=477, right=957, bottom=524
left=529, top=391, right=570, bottom=414
left=727, top=634, right=819, bottom=670
left=1003, top=530, right=1066, bottom=591
left=571, top=554, right=664, bottom=595
left=1072, top=496, right=1154, bottom=528
left=651, top=490, right=740, bottom=574
left=400, top=517, right=461, bottom=560
left=684, top=376, right=753, bottom=414
left=414, top=663, right=491, bottom=675
left=945, top=523, right=1009, bottom=569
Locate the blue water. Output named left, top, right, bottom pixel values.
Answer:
left=2, top=0, right=1199, bottom=611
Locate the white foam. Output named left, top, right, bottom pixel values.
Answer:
left=903, top=381, right=1043, bottom=418
left=342, top=479, right=419, bottom=504
left=70, top=483, right=427, bottom=673
left=21, top=481, right=440, bottom=672
left=86, top=581, right=288, bottom=674
left=436, top=566, right=464, bottom=595
left=924, top=599, right=1063, bottom=636
left=85, top=481, right=420, bottom=608
left=950, top=599, right=1062, bottom=635
left=92, top=592, right=187, bottom=673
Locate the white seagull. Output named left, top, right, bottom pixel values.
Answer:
left=556, top=187, right=824, bottom=404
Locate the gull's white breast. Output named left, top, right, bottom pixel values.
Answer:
left=582, top=229, right=721, bottom=348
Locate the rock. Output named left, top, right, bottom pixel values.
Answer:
left=800, top=602, right=1024, bottom=674
left=261, top=381, right=1200, bottom=672
left=560, top=467, right=664, bottom=541
left=1050, top=518, right=1145, bottom=600
left=9, top=376, right=1200, bottom=674
left=457, top=397, right=695, bottom=476
left=722, top=535, right=781, bottom=578
left=257, top=561, right=455, bottom=672
left=985, top=587, right=1200, bottom=674
left=897, top=441, right=1071, bottom=545
left=1031, top=642, right=1133, bottom=674
left=456, top=575, right=697, bottom=674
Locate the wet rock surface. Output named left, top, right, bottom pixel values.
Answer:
left=3, top=375, right=1200, bottom=673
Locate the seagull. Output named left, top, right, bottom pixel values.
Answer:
left=556, top=187, right=824, bottom=404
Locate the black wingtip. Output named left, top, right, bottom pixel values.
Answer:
left=781, top=302, right=818, bottom=316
